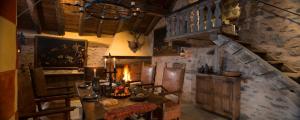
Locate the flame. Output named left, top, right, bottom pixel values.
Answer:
left=122, top=64, right=131, bottom=82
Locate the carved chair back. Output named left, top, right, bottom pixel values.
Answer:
left=162, top=67, right=185, bottom=93
left=18, top=66, right=37, bottom=116
left=30, top=67, right=48, bottom=97
left=140, top=64, right=156, bottom=85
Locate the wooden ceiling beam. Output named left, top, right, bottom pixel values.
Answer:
left=145, top=16, right=160, bottom=35
left=115, top=19, right=124, bottom=34
left=26, top=0, right=42, bottom=33
left=132, top=17, right=142, bottom=32
left=55, top=0, right=65, bottom=35
left=97, top=20, right=103, bottom=37
left=78, top=11, right=85, bottom=35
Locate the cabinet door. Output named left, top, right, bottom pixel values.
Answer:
left=213, top=78, right=233, bottom=117
left=196, top=76, right=214, bottom=111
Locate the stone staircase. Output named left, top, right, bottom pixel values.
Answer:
left=222, top=33, right=300, bottom=84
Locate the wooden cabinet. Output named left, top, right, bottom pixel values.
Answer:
left=196, top=74, right=241, bottom=120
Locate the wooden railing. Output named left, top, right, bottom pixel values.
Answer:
left=166, top=0, right=222, bottom=40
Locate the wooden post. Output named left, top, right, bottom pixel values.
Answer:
left=186, top=10, right=191, bottom=33
left=193, top=6, right=198, bottom=32
left=199, top=4, right=205, bottom=32
left=214, top=0, right=222, bottom=28
left=175, top=15, right=180, bottom=35
left=26, top=0, right=42, bottom=33
left=96, top=20, right=103, bottom=37
left=206, top=1, right=212, bottom=30
left=166, top=17, right=171, bottom=37
left=55, top=0, right=65, bottom=35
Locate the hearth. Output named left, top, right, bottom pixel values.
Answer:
left=105, top=56, right=151, bottom=82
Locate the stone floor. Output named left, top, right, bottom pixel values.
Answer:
left=181, top=104, right=227, bottom=120
left=40, top=102, right=227, bottom=120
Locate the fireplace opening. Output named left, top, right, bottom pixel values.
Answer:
left=112, top=56, right=151, bottom=82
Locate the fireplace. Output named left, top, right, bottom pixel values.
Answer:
left=108, top=56, right=151, bottom=82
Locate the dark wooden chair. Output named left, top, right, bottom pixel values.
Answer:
left=29, top=67, right=75, bottom=111
left=139, top=63, right=156, bottom=89
left=18, top=67, right=75, bottom=120
left=154, top=64, right=185, bottom=120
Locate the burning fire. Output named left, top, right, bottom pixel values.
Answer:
left=122, top=64, right=131, bottom=82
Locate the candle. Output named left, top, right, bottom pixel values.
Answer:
left=93, top=68, right=96, bottom=77
left=104, top=58, right=107, bottom=68
left=113, top=57, right=116, bottom=68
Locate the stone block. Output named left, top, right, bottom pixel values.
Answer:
left=214, top=35, right=230, bottom=46
left=234, top=49, right=257, bottom=64
left=223, top=41, right=243, bottom=55
left=247, top=60, right=273, bottom=75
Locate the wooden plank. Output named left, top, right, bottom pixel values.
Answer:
left=145, top=16, right=160, bottom=35
left=0, top=70, right=16, bottom=120
left=55, top=0, right=65, bottom=35
left=96, top=20, right=103, bottom=37
left=132, top=17, right=142, bottom=32
left=26, top=0, right=42, bottom=33
left=115, top=19, right=124, bottom=34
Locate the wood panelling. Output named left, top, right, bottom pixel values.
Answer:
left=196, top=74, right=241, bottom=120
left=0, top=70, right=16, bottom=120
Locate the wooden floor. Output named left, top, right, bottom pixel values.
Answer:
left=38, top=101, right=226, bottom=120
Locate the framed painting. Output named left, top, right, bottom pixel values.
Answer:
left=35, top=36, right=87, bottom=69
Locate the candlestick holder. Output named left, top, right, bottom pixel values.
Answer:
left=103, top=53, right=117, bottom=97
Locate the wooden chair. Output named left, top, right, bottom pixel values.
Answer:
left=30, top=67, right=75, bottom=111
left=139, top=63, right=156, bottom=89
left=18, top=66, right=75, bottom=120
left=155, top=64, right=185, bottom=120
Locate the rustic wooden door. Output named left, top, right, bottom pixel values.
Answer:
left=213, top=78, right=234, bottom=117
left=196, top=76, right=214, bottom=111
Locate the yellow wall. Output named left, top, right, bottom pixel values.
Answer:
left=21, top=30, right=153, bottom=56
left=107, top=31, right=153, bottom=56
left=0, top=17, right=16, bottom=72
left=0, top=16, right=17, bottom=120
left=22, top=30, right=114, bottom=46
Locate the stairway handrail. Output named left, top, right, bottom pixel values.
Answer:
left=256, top=0, right=300, bottom=17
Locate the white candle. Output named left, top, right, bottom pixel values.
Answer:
left=93, top=68, right=96, bottom=77
left=104, top=58, right=107, bottom=68
left=113, top=57, right=116, bottom=68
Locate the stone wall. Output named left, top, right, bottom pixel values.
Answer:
left=239, top=0, right=300, bottom=71
left=213, top=35, right=300, bottom=120
left=19, top=37, right=109, bottom=68
left=152, top=46, right=218, bottom=103
left=147, top=0, right=300, bottom=119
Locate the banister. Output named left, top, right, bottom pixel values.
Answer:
left=256, top=0, right=300, bottom=17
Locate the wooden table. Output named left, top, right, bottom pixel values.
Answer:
left=75, top=82, right=167, bottom=120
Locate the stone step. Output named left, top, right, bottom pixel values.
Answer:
left=251, top=49, right=267, bottom=55
left=267, top=60, right=283, bottom=65
left=267, top=60, right=284, bottom=70
left=236, top=41, right=251, bottom=47
left=284, top=72, right=300, bottom=83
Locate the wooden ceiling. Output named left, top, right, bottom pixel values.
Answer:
left=17, top=0, right=176, bottom=36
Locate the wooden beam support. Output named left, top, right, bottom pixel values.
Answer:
left=132, top=17, right=142, bottom=32
left=78, top=11, right=85, bottom=36
left=96, top=20, right=103, bottom=37
left=55, top=0, right=65, bottom=35
left=115, top=19, right=124, bottom=34
left=145, top=16, right=161, bottom=35
left=26, top=0, right=42, bottom=33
